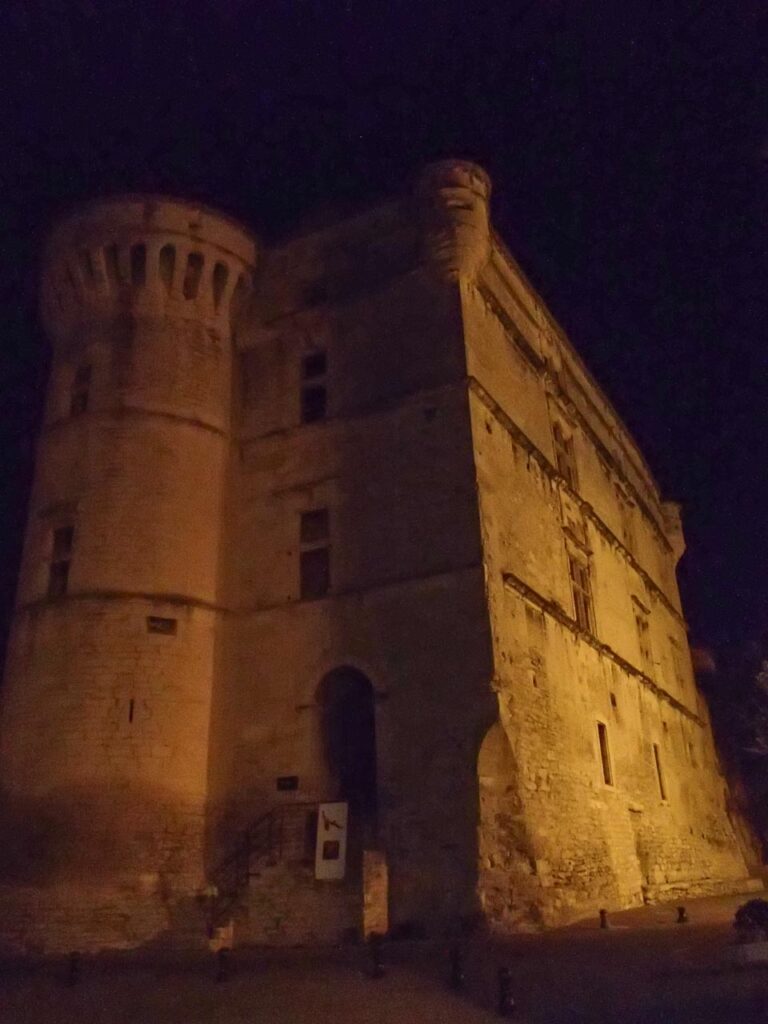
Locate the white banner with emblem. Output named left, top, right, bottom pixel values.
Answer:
left=314, top=801, right=348, bottom=880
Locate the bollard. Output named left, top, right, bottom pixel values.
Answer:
left=497, top=965, right=515, bottom=1017
left=65, top=951, right=81, bottom=987
left=449, top=943, right=464, bottom=991
left=368, top=932, right=384, bottom=979
left=599, top=908, right=608, bottom=930
left=677, top=906, right=688, bottom=924
left=215, top=946, right=230, bottom=982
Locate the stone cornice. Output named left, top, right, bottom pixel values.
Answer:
left=500, top=569, right=702, bottom=727
left=474, top=278, right=672, bottom=555
left=468, top=377, right=685, bottom=626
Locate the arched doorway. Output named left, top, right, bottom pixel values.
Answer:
left=317, top=667, right=378, bottom=819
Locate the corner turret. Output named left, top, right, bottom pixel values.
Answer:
left=416, top=159, right=492, bottom=282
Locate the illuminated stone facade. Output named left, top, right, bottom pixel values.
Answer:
left=0, top=162, right=756, bottom=952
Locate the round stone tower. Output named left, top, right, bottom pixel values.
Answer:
left=0, top=197, right=256, bottom=951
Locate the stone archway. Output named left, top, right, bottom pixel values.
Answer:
left=477, top=719, right=537, bottom=929
left=316, top=667, right=378, bottom=820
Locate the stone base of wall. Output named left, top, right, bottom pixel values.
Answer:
left=233, top=862, right=362, bottom=947
left=644, top=875, right=763, bottom=904
left=0, top=878, right=210, bottom=955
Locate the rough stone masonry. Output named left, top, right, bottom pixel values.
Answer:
left=0, top=160, right=757, bottom=953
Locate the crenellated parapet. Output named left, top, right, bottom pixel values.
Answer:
left=41, top=196, right=258, bottom=348
left=416, top=159, right=492, bottom=282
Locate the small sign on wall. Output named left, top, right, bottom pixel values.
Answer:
left=314, top=801, right=348, bottom=880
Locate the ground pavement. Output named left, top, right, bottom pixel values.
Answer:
left=1, top=889, right=767, bottom=1023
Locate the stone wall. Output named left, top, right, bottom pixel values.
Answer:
left=462, top=259, right=751, bottom=928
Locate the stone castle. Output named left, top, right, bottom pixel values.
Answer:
left=0, top=160, right=757, bottom=952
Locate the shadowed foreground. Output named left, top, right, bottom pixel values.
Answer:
left=1, top=890, right=767, bottom=1023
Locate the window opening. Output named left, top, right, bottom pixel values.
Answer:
left=212, top=262, right=229, bottom=309
left=597, top=722, right=613, bottom=785
left=653, top=743, right=667, bottom=800
left=183, top=252, right=204, bottom=299
left=128, top=698, right=135, bottom=724
left=300, top=509, right=330, bottom=600
left=130, top=244, right=146, bottom=285
left=553, top=422, right=578, bottom=490
left=569, top=555, right=594, bottom=633
left=634, top=606, right=653, bottom=674
left=159, top=244, right=176, bottom=293
left=301, top=349, right=328, bottom=423
left=48, top=525, right=74, bottom=598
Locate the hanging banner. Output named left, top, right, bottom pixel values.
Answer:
left=314, top=801, right=348, bottom=880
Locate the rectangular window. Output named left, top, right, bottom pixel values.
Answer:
left=597, top=722, right=613, bottom=785
left=569, top=555, right=594, bottom=633
left=616, top=485, right=635, bottom=554
left=652, top=742, right=667, bottom=800
left=70, top=364, right=92, bottom=416
left=301, top=350, right=327, bottom=423
left=634, top=607, right=653, bottom=674
left=299, top=509, right=330, bottom=600
left=48, top=525, right=74, bottom=597
left=146, top=616, right=177, bottom=635
left=553, top=422, right=578, bottom=490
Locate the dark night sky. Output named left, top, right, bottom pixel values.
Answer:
left=1, top=0, right=766, bottom=657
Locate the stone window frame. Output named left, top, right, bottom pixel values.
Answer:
left=552, top=418, right=579, bottom=492
left=614, top=481, right=636, bottom=555
left=567, top=545, right=595, bottom=635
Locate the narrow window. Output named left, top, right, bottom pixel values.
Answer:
left=669, top=637, right=687, bottom=692
left=128, top=698, right=135, bottom=724
left=130, top=243, right=146, bottom=285
left=653, top=742, right=667, bottom=800
left=299, top=509, right=330, bottom=600
left=634, top=607, right=653, bottom=674
left=553, top=422, right=578, bottom=490
left=48, top=525, right=74, bottom=598
left=212, top=262, right=229, bottom=309
left=301, top=350, right=328, bottom=424
left=569, top=555, right=594, bottom=633
left=147, top=616, right=177, bottom=635
left=183, top=252, right=204, bottom=299
left=70, top=363, right=92, bottom=416
left=616, top=485, right=635, bottom=553
left=597, top=722, right=613, bottom=786
left=159, top=244, right=176, bottom=293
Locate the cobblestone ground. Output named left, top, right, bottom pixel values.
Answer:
left=1, top=891, right=767, bottom=1023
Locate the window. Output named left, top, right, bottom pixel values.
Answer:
left=652, top=743, right=667, bottom=800
left=597, top=722, right=613, bottom=786
left=569, top=555, right=594, bottom=633
left=70, top=364, right=92, bottom=416
left=48, top=525, right=74, bottom=597
left=301, top=350, right=327, bottom=424
left=669, top=637, right=686, bottom=691
left=553, top=422, right=578, bottom=490
left=300, top=509, right=330, bottom=599
left=616, top=485, right=635, bottom=554
left=634, top=605, right=653, bottom=675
